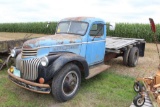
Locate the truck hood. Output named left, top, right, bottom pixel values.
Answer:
left=23, top=34, right=82, bottom=49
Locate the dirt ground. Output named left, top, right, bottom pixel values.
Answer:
left=106, top=43, right=159, bottom=78
left=0, top=32, right=47, bottom=41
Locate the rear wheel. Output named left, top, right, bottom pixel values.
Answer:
left=51, top=63, right=81, bottom=102
left=123, top=48, right=131, bottom=66
left=128, top=47, right=139, bottom=67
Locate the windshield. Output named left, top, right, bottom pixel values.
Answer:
left=56, top=21, right=88, bottom=35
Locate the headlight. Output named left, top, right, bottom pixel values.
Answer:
left=40, top=56, right=49, bottom=67
left=10, top=48, right=21, bottom=57
left=11, top=49, right=16, bottom=57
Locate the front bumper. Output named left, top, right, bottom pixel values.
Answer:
left=8, top=69, right=51, bottom=94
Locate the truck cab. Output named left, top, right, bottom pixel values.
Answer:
left=57, top=17, right=106, bottom=65
left=8, top=17, right=145, bottom=102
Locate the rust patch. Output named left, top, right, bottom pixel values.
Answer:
left=23, top=45, right=32, bottom=49
left=23, top=34, right=82, bottom=49
left=104, top=53, right=118, bottom=62
left=70, top=40, right=75, bottom=43
left=62, top=17, right=94, bottom=21
left=24, top=38, right=39, bottom=45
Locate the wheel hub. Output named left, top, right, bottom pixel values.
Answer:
left=62, top=71, right=79, bottom=96
left=70, top=81, right=76, bottom=86
left=135, top=85, right=139, bottom=91
left=137, top=98, right=144, bottom=105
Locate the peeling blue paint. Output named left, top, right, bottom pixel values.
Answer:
left=22, top=17, right=107, bottom=65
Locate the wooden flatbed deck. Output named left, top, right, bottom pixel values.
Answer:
left=106, top=36, right=145, bottom=53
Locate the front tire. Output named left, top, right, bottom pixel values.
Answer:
left=51, top=63, right=81, bottom=102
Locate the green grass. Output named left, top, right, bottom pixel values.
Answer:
left=0, top=68, right=136, bottom=107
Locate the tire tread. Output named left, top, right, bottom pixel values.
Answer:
left=51, top=63, right=81, bottom=102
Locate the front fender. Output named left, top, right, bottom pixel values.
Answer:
left=45, top=53, right=89, bottom=81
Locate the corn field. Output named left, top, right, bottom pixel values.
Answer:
left=0, top=22, right=57, bottom=34
left=108, top=23, right=160, bottom=42
left=0, top=22, right=160, bottom=42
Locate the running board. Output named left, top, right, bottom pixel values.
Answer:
left=85, top=64, right=110, bottom=79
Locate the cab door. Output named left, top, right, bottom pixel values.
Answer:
left=85, top=22, right=106, bottom=66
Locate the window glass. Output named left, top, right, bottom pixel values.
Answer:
left=90, top=24, right=104, bottom=36
left=56, top=21, right=88, bottom=35
left=57, top=22, right=70, bottom=33
left=91, top=24, right=97, bottom=31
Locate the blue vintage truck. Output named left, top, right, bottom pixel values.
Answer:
left=8, top=17, right=145, bottom=102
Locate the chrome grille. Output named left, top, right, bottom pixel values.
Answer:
left=21, top=58, right=41, bottom=80
left=22, top=48, right=37, bottom=58
left=16, top=53, right=22, bottom=70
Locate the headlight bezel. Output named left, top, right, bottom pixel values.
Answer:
left=40, top=56, right=49, bottom=67
left=10, top=48, right=21, bottom=58
left=11, top=49, right=16, bottom=57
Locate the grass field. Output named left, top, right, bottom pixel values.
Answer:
left=0, top=32, right=158, bottom=107
left=0, top=69, right=135, bottom=107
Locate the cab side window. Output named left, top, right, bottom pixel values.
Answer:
left=89, top=24, right=104, bottom=36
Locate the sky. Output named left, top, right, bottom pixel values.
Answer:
left=0, top=0, right=160, bottom=23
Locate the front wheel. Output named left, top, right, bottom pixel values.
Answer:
left=133, top=94, right=145, bottom=107
left=51, top=63, right=81, bottom=102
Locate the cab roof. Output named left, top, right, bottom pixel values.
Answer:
left=60, top=17, right=105, bottom=24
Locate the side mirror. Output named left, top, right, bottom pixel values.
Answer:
left=109, top=22, right=116, bottom=31
left=46, top=21, right=51, bottom=28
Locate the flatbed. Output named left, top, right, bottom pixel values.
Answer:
left=106, top=36, right=145, bottom=53
left=104, top=36, right=145, bottom=64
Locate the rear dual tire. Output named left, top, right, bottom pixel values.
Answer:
left=123, top=48, right=130, bottom=66
left=129, top=47, right=139, bottom=67
left=123, top=47, right=139, bottom=67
